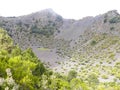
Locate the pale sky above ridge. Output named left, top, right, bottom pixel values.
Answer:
left=0, top=0, right=120, bottom=19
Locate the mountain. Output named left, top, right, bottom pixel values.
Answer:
left=0, top=9, right=120, bottom=84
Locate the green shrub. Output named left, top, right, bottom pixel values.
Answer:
left=109, top=16, right=120, bottom=23
left=67, top=70, right=77, bottom=82
left=91, top=40, right=97, bottom=46
left=110, top=27, right=115, bottom=30
left=104, top=18, right=107, bottom=23
left=87, top=73, right=99, bottom=84
left=102, top=75, right=108, bottom=79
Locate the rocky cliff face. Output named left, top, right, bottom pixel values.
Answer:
left=0, top=9, right=63, bottom=48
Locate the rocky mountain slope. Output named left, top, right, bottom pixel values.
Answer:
left=0, top=9, right=120, bottom=83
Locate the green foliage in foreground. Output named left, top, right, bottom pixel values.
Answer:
left=0, top=28, right=120, bottom=90
left=0, top=28, right=47, bottom=89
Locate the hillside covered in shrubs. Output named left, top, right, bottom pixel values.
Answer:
left=0, top=27, right=120, bottom=89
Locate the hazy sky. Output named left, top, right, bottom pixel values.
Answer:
left=0, top=0, right=120, bottom=19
